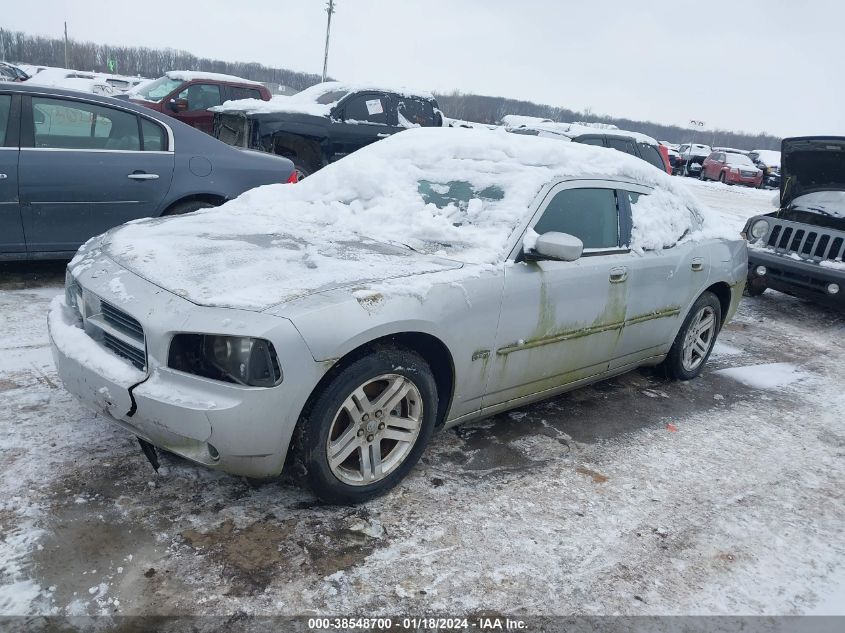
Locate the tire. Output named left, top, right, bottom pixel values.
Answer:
left=700, top=168, right=707, bottom=181
left=292, top=161, right=314, bottom=181
left=661, top=291, right=722, bottom=381
left=719, top=172, right=727, bottom=185
left=745, top=279, right=766, bottom=297
left=163, top=199, right=215, bottom=216
left=292, top=347, right=438, bottom=504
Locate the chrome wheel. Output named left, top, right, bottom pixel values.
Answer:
left=681, top=306, right=717, bottom=372
left=326, top=373, right=423, bottom=486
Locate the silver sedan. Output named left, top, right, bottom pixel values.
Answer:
left=49, top=128, right=747, bottom=504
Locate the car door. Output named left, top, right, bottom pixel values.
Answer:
left=172, top=83, right=223, bottom=133
left=701, top=152, right=716, bottom=178
left=18, top=95, right=175, bottom=254
left=329, top=92, right=397, bottom=160
left=610, top=188, right=710, bottom=369
left=484, top=181, right=633, bottom=408
left=0, top=93, right=25, bottom=255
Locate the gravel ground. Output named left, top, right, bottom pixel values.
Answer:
left=0, top=180, right=843, bottom=617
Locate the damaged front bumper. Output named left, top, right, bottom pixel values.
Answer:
left=747, top=249, right=844, bottom=307
left=49, top=253, right=325, bottom=478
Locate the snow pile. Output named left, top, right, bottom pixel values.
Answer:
left=213, top=80, right=433, bottom=118
left=715, top=362, right=808, bottom=390
left=791, top=191, right=845, bottom=218
left=102, top=127, right=727, bottom=308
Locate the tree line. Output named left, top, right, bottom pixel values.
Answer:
left=0, top=27, right=780, bottom=150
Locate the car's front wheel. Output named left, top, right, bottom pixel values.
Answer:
left=662, top=291, right=722, bottom=380
left=293, top=348, right=438, bottom=504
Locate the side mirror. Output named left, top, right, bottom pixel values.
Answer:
left=527, top=232, right=584, bottom=262
left=169, top=98, right=188, bottom=113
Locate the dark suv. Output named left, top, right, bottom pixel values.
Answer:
left=744, top=136, right=845, bottom=307
left=211, top=82, right=442, bottom=178
left=128, top=71, right=271, bottom=134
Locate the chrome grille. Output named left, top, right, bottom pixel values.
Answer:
left=103, top=332, right=147, bottom=371
left=101, top=301, right=144, bottom=341
left=764, top=219, right=845, bottom=261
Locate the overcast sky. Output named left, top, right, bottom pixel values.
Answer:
left=4, top=0, right=843, bottom=137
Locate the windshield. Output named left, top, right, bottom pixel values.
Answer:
left=135, top=76, right=183, bottom=102
left=725, top=153, right=754, bottom=167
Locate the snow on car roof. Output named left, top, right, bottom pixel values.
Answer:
left=102, top=127, right=725, bottom=308
left=165, top=70, right=262, bottom=85
left=752, top=149, right=781, bottom=167
left=503, top=117, right=659, bottom=146
left=212, top=80, right=434, bottom=117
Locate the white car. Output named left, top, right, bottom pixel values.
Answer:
left=50, top=128, right=746, bottom=503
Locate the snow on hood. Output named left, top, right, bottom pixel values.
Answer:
left=212, top=80, right=434, bottom=118
left=102, top=127, right=721, bottom=310
left=790, top=191, right=845, bottom=218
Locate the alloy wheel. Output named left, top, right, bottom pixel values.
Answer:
left=325, top=373, right=423, bottom=486
left=681, top=306, right=717, bottom=372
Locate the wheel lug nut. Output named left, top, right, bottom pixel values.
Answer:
left=357, top=429, right=364, bottom=437
left=378, top=422, right=385, bottom=430
left=375, top=410, right=383, bottom=418
left=367, top=434, right=374, bottom=442
left=362, top=413, right=370, bottom=422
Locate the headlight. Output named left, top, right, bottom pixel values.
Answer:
left=749, top=219, right=769, bottom=240
left=168, top=334, right=283, bottom=387
left=64, top=270, right=82, bottom=317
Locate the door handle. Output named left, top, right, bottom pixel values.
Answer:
left=376, top=133, right=392, bottom=138
left=609, top=267, right=628, bottom=283
left=691, top=258, right=705, bottom=272
left=0, top=174, right=6, bottom=179
left=127, top=173, right=159, bottom=180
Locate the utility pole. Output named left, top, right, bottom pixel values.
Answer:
left=63, top=22, right=69, bottom=68
left=321, top=0, right=335, bottom=83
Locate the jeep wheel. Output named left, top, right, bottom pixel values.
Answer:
left=662, top=291, right=722, bottom=381
left=293, top=348, right=438, bottom=504
left=292, top=161, right=313, bottom=181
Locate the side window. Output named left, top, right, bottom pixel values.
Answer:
left=341, top=94, right=389, bottom=125
left=31, top=97, right=140, bottom=151
left=140, top=118, right=167, bottom=151
left=228, top=86, right=263, bottom=101
left=638, top=143, right=666, bottom=170
left=397, top=97, right=437, bottom=127
left=178, top=84, right=222, bottom=111
left=0, top=95, right=10, bottom=145
left=575, top=136, right=604, bottom=146
left=533, top=188, right=620, bottom=250
left=606, top=137, right=637, bottom=155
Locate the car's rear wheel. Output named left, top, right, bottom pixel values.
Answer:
left=700, top=168, right=707, bottom=181
left=292, top=161, right=313, bottom=181
left=661, top=291, right=722, bottom=380
left=719, top=172, right=727, bottom=185
left=292, top=348, right=438, bottom=504
left=163, top=199, right=215, bottom=216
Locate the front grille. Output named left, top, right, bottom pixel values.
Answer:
left=764, top=219, right=845, bottom=261
left=100, top=301, right=144, bottom=341
left=103, top=332, right=147, bottom=371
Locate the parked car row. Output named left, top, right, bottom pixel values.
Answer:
left=0, top=83, right=295, bottom=259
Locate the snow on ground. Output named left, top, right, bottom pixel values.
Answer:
left=1, top=179, right=843, bottom=617
left=714, top=362, right=809, bottom=390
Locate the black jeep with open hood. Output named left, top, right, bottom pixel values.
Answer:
left=743, top=136, right=845, bottom=307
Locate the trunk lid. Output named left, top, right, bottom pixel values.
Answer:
left=781, top=136, right=845, bottom=208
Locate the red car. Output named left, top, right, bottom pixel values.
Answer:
left=700, top=151, right=763, bottom=186
left=128, top=71, right=271, bottom=134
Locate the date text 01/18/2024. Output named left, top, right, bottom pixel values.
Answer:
left=307, top=617, right=527, bottom=630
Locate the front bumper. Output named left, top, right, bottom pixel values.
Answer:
left=726, top=172, right=762, bottom=187
left=50, top=256, right=325, bottom=478
left=747, top=248, right=844, bottom=307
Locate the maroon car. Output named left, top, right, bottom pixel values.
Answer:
left=700, top=151, right=763, bottom=187
left=128, top=71, right=271, bottom=134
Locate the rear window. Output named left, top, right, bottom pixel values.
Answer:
left=638, top=142, right=666, bottom=171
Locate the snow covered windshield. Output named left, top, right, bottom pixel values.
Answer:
left=725, top=153, right=755, bottom=167
left=134, top=76, right=183, bottom=102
